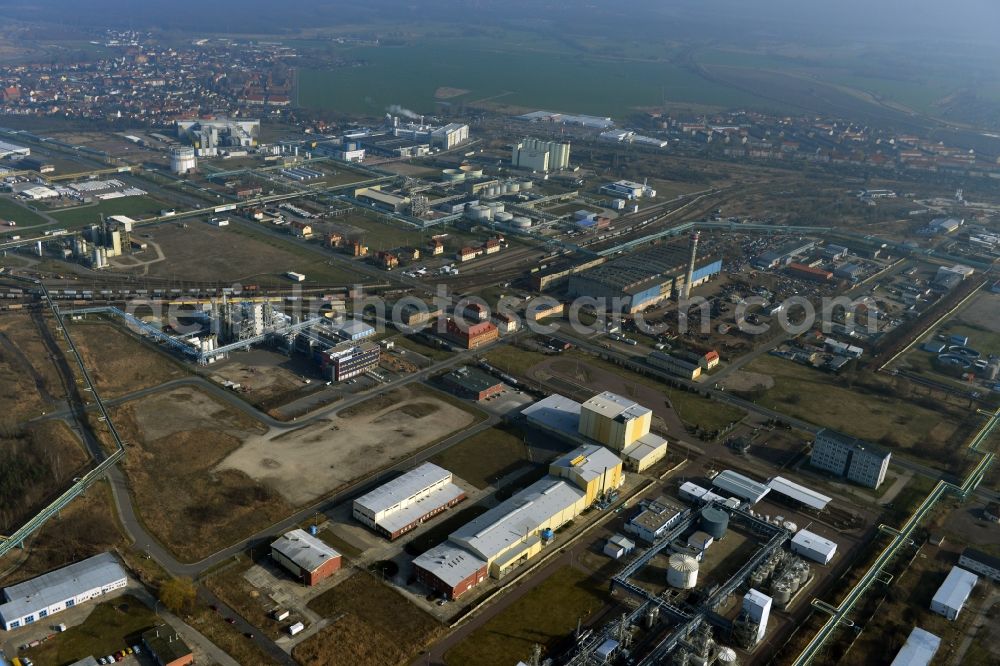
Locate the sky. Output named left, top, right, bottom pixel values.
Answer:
left=1, top=0, right=998, bottom=46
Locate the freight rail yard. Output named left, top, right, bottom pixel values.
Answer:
left=1, top=25, right=1000, bottom=666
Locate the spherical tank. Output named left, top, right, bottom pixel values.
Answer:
left=700, top=507, right=729, bottom=540
left=667, top=554, right=699, bottom=589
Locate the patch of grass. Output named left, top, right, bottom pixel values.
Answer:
left=203, top=557, right=287, bottom=640
left=297, top=571, right=444, bottom=666
left=49, top=195, right=169, bottom=228
left=67, top=321, right=188, bottom=398
left=484, top=344, right=548, bottom=378
left=24, top=595, right=156, bottom=665
left=0, top=195, right=49, bottom=227
left=317, top=528, right=364, bottom=559
left=443, top=566, right=608, bottom=666
left=431, top=426, right=533, bottom=489
left=189, top=604, right=281, bottom=665
left=564, top=351, right=746, bottom=432
left=746, top=355, right=964, bottom=452
left=404, top=504, right=490, bottom=557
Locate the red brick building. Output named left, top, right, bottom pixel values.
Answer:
left=414, top=544, right=488, bottom=600
left=444, top=318, right=498, bottom=349
left=270, top=529, right=342, bottom=586
left=442, top=366, right=504, bottom=401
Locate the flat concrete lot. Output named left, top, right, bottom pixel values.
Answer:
left=218, top=384, right=476, bottom=505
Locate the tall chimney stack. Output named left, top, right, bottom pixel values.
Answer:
left=682, top=231, right=700, bottom=300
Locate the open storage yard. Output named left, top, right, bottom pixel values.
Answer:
left=219, top=383, right=482, bottom=506
left=68, top=320, right=188, bottom=398
left=294, top=571, right=445, bottom=666
left=112, top=385, right=283, bottom=562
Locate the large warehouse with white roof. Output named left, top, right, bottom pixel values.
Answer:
left=413, top=444, right=624, bottom=599
left=353, top=462, right=467, bottom=540
left=0, top=553, right=127, bottom=630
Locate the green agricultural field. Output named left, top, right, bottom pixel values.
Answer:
left=444, top=566, right=607, bottom=666
left=0, top=195, right=50, bottom=227
left=50, top=195, right=169, bottom=228
left=297, top=40, right=764, bottom=117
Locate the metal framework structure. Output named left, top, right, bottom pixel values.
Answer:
left=568, top=503, right=790, bottom=666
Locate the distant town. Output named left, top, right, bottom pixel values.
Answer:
left=0, top=13, right=998, bottom=666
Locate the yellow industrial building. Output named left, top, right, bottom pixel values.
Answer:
left=549, top=444, right=624, bottom=505
left=417, top=444, right=624, bottom=584
left=577, top=391, right=668, bottom=472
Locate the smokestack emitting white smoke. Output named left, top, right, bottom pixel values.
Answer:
left=387, top=104, right=419, bottom=120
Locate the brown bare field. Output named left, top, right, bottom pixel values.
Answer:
left=134, top=222, right=357, bottom=285
left=69, top=321, right=187, bottom=398
left=0, top=420, right=92, bottom=534
left=112, top=386, right=287, bottom=562
left=0, top=480, right=128, bottom=585
left=219, top=384, right=478, bottom=505
left=295, top=571, right=444, bottom=666
left=203, top=557, right=287, bottom=641
left=0, top=312, right=67, bottom=420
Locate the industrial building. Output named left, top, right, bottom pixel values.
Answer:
left=604, top=535, right=636, bottom=559
left=141, top=626, right=194, bottom=666
left=511, top=137, right=570, bottom=172
left=450, top=478, right=588, bottom=577
left=958, top=547, right=1000, bottom=582
left=353, top=463, right=466, bottom=540
left=522, top=392, right=667, bottom=472
left=443, top=318, right=499, bottom=349
left=647, top=351, right=702, bottom=380
left=329, top=319, right=376, bottom=341
left=355, top=186, right=411, bottom=212
left=549, top=444, right=625, bottom=505
left=0, top=553, right=128, bottom=630
left=626, top=496, right=687, bottom=543
left=712, top=470, right=770, bottom=505
left=930, top=566, right=978, bottom=620
left=810, top=429, right=891, bottom=489
left=752, top=240, right=816, bottom=269
left=442, top=365, right=503, bottom=400
left=176, top=118, right=259, bottom=156
left=600, top=180, right=656, bottom=200
left=890, top=627, right=940, bottom=666
left=790, top=529, right=838, bottom=565
left=678, top=482, right=730, bottom=506
left=738, top=589, right=772, bottom=647
left=414, top=449, right=623, bottom=596
left=270, top=529, right=342, bottom=586
left=567, top=240, right=722, bottom=313
left=0, top=139, right=30, bottom=159
left=766, top=476, right=831, bottom=511
left=318, top=340, right=380, bottom=382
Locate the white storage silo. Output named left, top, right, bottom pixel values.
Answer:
left=667, top=553, right=699, bottom=589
